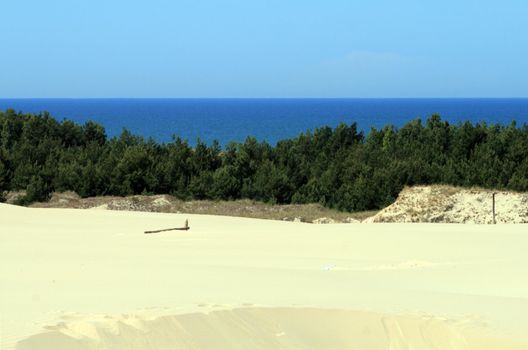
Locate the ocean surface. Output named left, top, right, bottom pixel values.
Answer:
left=1, top=98, right=527, bottom=146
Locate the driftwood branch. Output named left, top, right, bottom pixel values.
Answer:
left=144, top=219, right=190, bottom=234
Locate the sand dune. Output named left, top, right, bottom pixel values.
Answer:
left=2, top=203, right=528, bottom=349
left=15, top=308, right=527, bottom=350
left=365, top=185, right=528, bottom=223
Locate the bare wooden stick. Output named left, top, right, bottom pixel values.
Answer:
left=492, top=192, right=496, bottom=225
left=144, top=219, right=190, bottom=234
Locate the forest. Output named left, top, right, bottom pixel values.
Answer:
left=1, top=109, right=527, bottom=210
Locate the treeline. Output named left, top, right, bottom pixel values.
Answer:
left=1, top=109, right=527, bottom=210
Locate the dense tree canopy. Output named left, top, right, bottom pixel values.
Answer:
left=1, top=109, right=527, bottom=210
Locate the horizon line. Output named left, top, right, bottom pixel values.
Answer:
left=2, top=97, right=528, bottom=100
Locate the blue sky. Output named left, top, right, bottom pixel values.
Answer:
left=1, top=0, right=527, bottom=97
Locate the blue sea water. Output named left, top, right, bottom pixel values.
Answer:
left=0, top=98, right=527, bottom=146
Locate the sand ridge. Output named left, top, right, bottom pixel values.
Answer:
left=365, top=185, right=528, bottom=223
left=15, top=308, right=527, bottom=350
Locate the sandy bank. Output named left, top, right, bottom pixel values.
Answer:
left=15, top=308, right=527, bottom=350
left=366, top=185, right=528, bottom=223
left=2, top=203, right=528, bottom=349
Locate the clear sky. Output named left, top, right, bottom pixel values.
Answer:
left=1, top=0, right=527, bottom=98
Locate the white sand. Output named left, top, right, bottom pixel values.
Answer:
left=365, top=185, right=528, bottom=223
left=1, top=203, right=528, bottom=349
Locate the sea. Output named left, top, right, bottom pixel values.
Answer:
left=1, top=98, right=527, bottom=146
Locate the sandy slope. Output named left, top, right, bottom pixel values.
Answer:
left=1, top=203, right=528, bottom=349
left=365, top=185, right=528, bottom=223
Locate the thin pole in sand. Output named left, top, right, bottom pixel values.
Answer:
left=144, top=219, right=190, bottom=234
left=492, top=193, right=496, bottom=225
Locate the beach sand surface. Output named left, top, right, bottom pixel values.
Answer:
left=1, top=203, right=528, bottom=349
